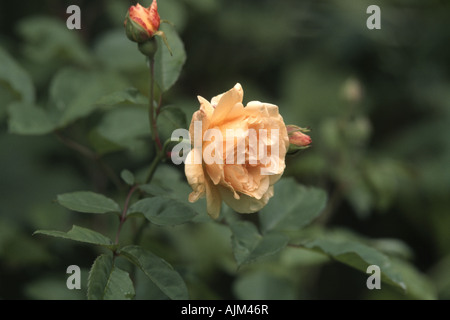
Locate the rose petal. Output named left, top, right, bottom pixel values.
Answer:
left=205, top=174, right=222, bottom=219
left=185, top=149, right=206, bottom=202
left=211, top=83, right=243, bottom=126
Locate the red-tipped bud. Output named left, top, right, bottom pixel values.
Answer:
left=286, top=125, right=312, bottom=153
left=124, top=1, right=160, bottom=43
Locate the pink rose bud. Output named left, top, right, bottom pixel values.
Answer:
left=124, top=0, right=160, bottom=43
left=287, top=125, right=311, bottom=153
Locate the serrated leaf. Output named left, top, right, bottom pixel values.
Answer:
left=34, top=225, right=115, bottom=249
left=154, top=24, right=186, bottom=92
left=127, top=196, right=197, bottom=226
left=230, top=220, right=289, bottom=266
left=120, top=245, right=188, bottom=300
left=120, top=169, right=135, bottom=186
left=57, top=191, right=121, bottom=214
left=259, top=178, right=327, bottom=233
left=88, top=253, right=135, bottom=300
left=7, top=101, right=56, bottom=135
left=302, top=237, right=406, bottom=291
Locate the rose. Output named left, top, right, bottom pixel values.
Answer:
left=286, top=125, right=312, bottom=153
left=185, top=83, right=289, bottom=219
left=124, top=0, right=160, bottom=43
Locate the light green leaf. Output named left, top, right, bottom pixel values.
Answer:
left=94, top=106, right=149, bottom=152
left=154, top=23, right=186, bottom=92
left=49, top=67, right=127, bottom=127
left=88, top=130, right=124, bottom=155
left=96, top=88, right=148, bottom=106
left=16, top=16, right=92, bottom=66
left=390, top=257, right=436, bottom=300
left=7, top=101, right=56, bottom=135
left=120, top=245, right=188, bottom=300
left=156, top=105, right=187, bottom=142
left=139, top=183, right=171, bottom=197
left=57, top=191, right=121, bottom=214
left=34, top=225, right=115, bottom=249
left=120, top=169, right=135, bottom=186
left=94, top=29, right=144, bottom=71
left=302, top=237, right=406, bottom=291
left=127, top=196, right=197, bottom=226
left=259, top=178, right=327, bottom=233
left=88, top=253, right=135, bottom=300
left=0, top=47, right=35, bottom=104
left=230, top=220, right=289, bottom=266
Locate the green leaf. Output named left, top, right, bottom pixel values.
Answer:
left=139, top=183, right=171, bottom=197
left=390, top=257, right=436, bottom=300
left=49, top=67, right=127, bottom=127
left=233, top=271, right=296, bottom=300
left=34, top=225, right=115, bottom=249
left=156, top=105, right=187, bottom=142
left=127, top=196, right=197, bottom=226
left=0, top=47, right=35, bottom=104
left=302, top=237, right=406, bottom=291
left=7, top=101, right=56, bottom=135
left=120, top=245, right=188, bottom=300
left=154, top=24, right=186, bottom=92
left=230, top=220, right=289, bottom=266
left=259, top=178, right=327, bottom=233
left=94, top=106, right=149, bottom=152
left=16, top=16, right=92, bottom=66
left=96, top=87, right=148, bottom=106
left=150, top=165, right=210, bottom=222
left=56, top=191, right=121, bottom=214
left=25, top=277, right=85, bottom=300
left=94, top=29, right=144, bottom=71
left=120, top=169, right=135, bottom=186
left=88, top=129, right=124, bottom=155
left=88, top=253, right=135, bottom=300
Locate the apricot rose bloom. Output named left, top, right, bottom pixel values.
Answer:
left=185, top=83, right=289, bottom=219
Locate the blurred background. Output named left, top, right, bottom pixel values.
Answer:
left=0, top=0, right=449, bottom=299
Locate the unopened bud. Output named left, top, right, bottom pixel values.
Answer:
left=124, top=1, right=160, bottom=43
left=286, top=125, right=312, bottom=153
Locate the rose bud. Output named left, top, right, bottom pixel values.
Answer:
left=286, top=125, right=312, bottom=153
left=124, top=1, right=160, bottom=43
